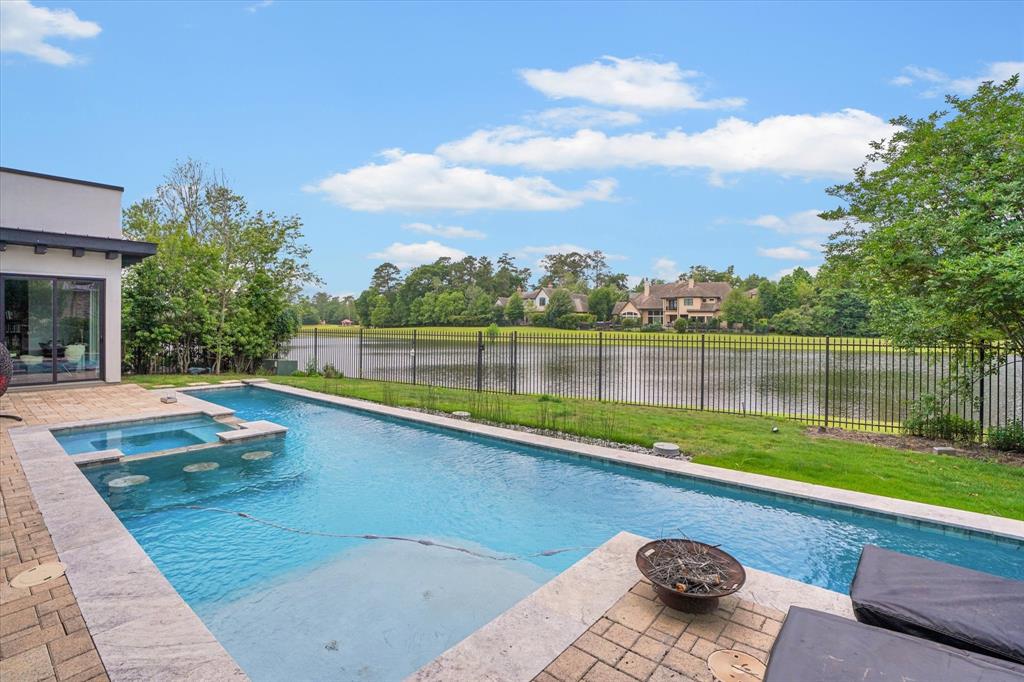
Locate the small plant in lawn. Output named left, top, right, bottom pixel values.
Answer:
left=903, top=394, right=978, bottom=442
left=987, top=422, right=1024, bottom=453
left=304, top=358, right=321, bottom=377
left=322, top=363, right=342, bottom=379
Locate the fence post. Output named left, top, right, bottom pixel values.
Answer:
left=699, top=335, right=706, bottom=410
left=476, top=331, right=483, bottom=392
left=824, top=336, right=830, bottom=429
left=978, top=343, right=985, bottom=439
left=597, top=332, right=604, bottom=401
left=412, top=329, right=417, bottom=385
left=358, top=327, right=363, bottom=379
left=512, top=331, right=518, bottom=395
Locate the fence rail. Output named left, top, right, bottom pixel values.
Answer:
left=279, top=328, right=1022, bottom=436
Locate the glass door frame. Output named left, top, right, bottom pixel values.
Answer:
left=0, top=273, right=106, bottom=385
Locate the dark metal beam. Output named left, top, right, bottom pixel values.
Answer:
left=0, top=227, right=155, bottom=267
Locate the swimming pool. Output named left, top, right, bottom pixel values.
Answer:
left=83, top=386, right=1023, bottom=681
left=55, top=414, right=228, bottom=455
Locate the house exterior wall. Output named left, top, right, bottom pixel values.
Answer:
left=0, top=171, right=122, bottom=239
left=1, top=171, right=125, bottom=383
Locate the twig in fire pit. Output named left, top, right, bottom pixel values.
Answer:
left=645, top=538, right=734, bottom=594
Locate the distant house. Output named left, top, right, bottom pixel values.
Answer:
left=340, top=319, right=353, bottom=326
left=614, top=279, right=731, bottom=327
left=496, top=287, right=589, bottom=322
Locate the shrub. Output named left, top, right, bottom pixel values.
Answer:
left=673, top=317, right=688, bottom=334
left=485, top=322, right=500, bottom=340
left=640, top=323, right=664, bottom=333
left=903, top=394, right=978, bottom=442
left=988, top=422, right=1024, bottom=452
left=322, top=363, right=342, bottom=379
left=620, top=317, right=640, bottom=329
left=303, top=358, right=321, bottom=377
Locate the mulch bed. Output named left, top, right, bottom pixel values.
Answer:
left=806, top=426, right=1024, bottom=467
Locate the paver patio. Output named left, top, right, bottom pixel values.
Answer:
left=0, top=384, right=185, bottom=682
left=536, top=580, right=783, bottom=682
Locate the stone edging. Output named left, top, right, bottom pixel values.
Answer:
left=408, top=531, right=852, bottom=681
left=6, top=395, right=248, bottom=681
left=242, top=382, right=1024, bottom=543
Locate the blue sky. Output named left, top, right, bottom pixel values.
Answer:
left=2, top=1, right=1022, bottom=295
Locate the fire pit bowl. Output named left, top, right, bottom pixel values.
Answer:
left=635, top=539, right=746, bottom=614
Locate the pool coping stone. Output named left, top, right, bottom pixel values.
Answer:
left=6, top=394, right=249, bottom=681
left=408, top=531, right=853, bottom=681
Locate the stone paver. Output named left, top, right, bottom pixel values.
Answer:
left=2, top=383, right=188, bottom=681
left=535, top=580, right=783, bottom=681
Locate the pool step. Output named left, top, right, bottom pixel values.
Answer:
left=217, top=419, right=287, bottom=443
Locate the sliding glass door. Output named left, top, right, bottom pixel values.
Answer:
left=1, top=275, right=104, bottom=385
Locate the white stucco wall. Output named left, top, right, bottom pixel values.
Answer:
left=1, top=170, right=126, bottom=384
left=2, top=245, right=122, bottom=383
left=0, top=170, right=122, bottom=239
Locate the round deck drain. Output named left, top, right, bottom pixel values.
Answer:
left=241, top=450, right=272, bottom=461
left=183, top=462, right=219, bottom=473
left=708, top=649, right=765, bottom=682
left=108, top=475, right=150, bottom=489
left=10, top=562, right=67, bottom=589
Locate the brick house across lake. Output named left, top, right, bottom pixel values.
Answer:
left=613, top=279, right=732, bottom=327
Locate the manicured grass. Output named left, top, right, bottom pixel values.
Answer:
left=126, top=373, right=1024, bottom=520
left=300, top=324, right=891, bottom=350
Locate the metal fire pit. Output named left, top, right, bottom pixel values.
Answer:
left=636, top=539, right=746, bottom=614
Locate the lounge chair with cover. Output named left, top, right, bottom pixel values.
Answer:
left=763, top=606, right=1024, bottom=682
left=851, top=544, right=1024, bottom=664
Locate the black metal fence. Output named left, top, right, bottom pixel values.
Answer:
left=282, top=328, right=1022, bottom=436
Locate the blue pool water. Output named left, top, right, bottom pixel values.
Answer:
left=56, top=414, right=227, bottom=455
left=83, top=387, right=1024, bottom=681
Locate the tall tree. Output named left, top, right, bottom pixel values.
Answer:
left=504, top=291, right=526, bottom=324
left=823, top=77, right=1024, bottom=355
left=370, top=263, right=402, bottom=296
left=587, top=286, right=619, bottom=321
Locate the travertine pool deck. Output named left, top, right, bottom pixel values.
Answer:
left=4, top=380, right=1023, bottom=682
left=1, top=383, right=247, bottom=681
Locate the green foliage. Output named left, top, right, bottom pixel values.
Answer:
left=122, top=160, right=314, bottom=373
left=303, top=357, right=321, bottom=377
left=322, top=363, right=342, bottom=379
left=370, top=297, right=394, bottom=327
left=587, top=286, right=619, bottom=321
left=504, top=291, right=526, bottom=324
left=721, top=289, right=760, bottom=327
left=543, top=289, right=575, bottom=325
left=769, top=307, right=819, bottom=335
left=902, top=394, right=978, bottom=442
left=485, top=322, right=500, bottom=340
left=824, top=77, right=1024, bottom=356
left=987, top=422, right=1024, bottom=452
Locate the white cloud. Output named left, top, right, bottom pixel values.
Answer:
left=306, top=150, right=616, bottom=212
left=652, top=257, right=679, bottom=280
left=746, top=209, right=842, bottom=235
left=520, top=56, right=744, bottom=110
left=437, top=109, right=894, bottom=179
left=403, top=222, right=486, bottom=239
left=773, top=265, right=820, bottom=280
left=368, top=241, right=468, bottom=269
left=0, top=0, right=100, bottom=66
left=527, top=106, right=642, bottom=129
left=246, top=0, right=274, bottom=11
left=890, top=62, right=1024, bottom=97
left=758, top=246, right=814, bottom=260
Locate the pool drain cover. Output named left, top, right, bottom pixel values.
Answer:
left=184, top=462, right=219, bottom=473
left=10, top=562, right=67, bottom=589
left=241, top=450, right=272, bottom=461
left=108, top=475, right=150, bottom=489
left=708, top=649, right=765, bottom=682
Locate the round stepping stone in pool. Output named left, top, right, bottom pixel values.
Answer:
left=241, top=450, right=273, bottom=461
left=108, top=475, right=150, bottom=489
left=183, top=462, right=219, bottom=473
left=10, top=562, right=67, bottom=589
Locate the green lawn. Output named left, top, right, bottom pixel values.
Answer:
left=300, top=324, right=892, bottom=350
left=126, top=373, right=1024, bottom=520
